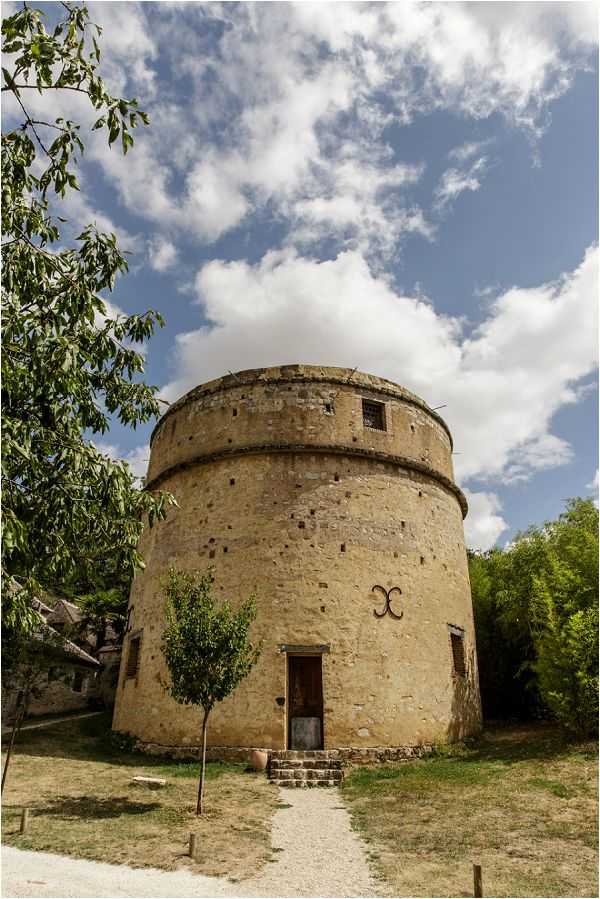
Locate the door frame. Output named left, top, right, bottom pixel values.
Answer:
left=286, top=652, right=324, bottom=750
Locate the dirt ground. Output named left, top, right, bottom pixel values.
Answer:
left=2, top=714, right=278, bottom=881
left=342, top=722, right=598, bottom=898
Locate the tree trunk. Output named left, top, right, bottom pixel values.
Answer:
left=1, top=690, right=28, bottom=795
left=195, top=708, right=210, bottom=816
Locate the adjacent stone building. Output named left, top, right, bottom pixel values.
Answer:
left=113, top=365, right=481, bottom=755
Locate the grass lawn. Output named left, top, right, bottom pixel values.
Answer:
left=2, top=713, right=278, bottom=881
left=342, top=723, right=598, bottom=898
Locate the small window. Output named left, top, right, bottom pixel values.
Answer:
left=362, top=399, right=386, bottom=431
left=126, top=636, right=141, bottom=679
left=72, top=670, right=85, bottom=693
left=449, top=630, right=466, bottom=677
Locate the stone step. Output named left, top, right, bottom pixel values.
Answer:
left=269, top=758, right=343, bottom=770
left=268, top=768, right=343, bottom=782
left=270, top=750, right=341, bottom=760
left=270, top=778, right=339, bottom=788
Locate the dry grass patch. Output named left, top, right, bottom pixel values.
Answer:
left=2, top=714, right=278, bottom=880
left=342, top=723, right=598, bottom=898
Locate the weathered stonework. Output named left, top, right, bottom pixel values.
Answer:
left=112, top=365, right=482, bottom=754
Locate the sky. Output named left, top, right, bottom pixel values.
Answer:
left=4, top=1, right=599, bottom=550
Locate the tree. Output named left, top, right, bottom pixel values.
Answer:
left=160, top=568, right=261, bottom=815
left=1, top=3, right=174, bottom=654
left=468, top=498, right=598, bottom=733
left=530, top=499, right=598, bottom=735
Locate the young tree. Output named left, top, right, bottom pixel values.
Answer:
left=160, top=568, right=261, bottom=815
left=2, top=4, right=174, bottom=650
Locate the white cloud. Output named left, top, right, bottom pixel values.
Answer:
left=588, top=470, right=599, bottom=508
left=148, top=237, right=178, bottom=273
left=463, top=490, right=509, bottom=551
left=448, top=140, right=493, bottom=163
left=434, top=156, right=490, bottom=213
left=58, top=186, right=141, bottom=253
left=162, top=244, right=598, bottom=488
left=94, top=442, right=150, bottom=481
left=16, top=1, right=590, bottom=259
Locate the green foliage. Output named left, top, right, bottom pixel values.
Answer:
left=161, top=568, right=261, bottom=715
left=469, top=498, right=598, bottom=734
left=1, top=3, right=174, bottom=652
left=530, top=500, right=599, bottom=736
left=160, top=567, right=260, bottom=814
left=108, top=729, right=139, bottom=754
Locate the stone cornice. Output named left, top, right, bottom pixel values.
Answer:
left=145, top=442, right=468, bottom=518
left=151, top=365, right=453, bottom=450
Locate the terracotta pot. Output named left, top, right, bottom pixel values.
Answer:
left=249, top=749, right=269, bottom=771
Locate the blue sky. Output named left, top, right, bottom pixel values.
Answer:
left=6, top=1, right=598, bottom=549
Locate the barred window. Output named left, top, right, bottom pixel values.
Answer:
left=126, top=636, right=141, bottom=679
left=362, top=399, right=386, bottom=430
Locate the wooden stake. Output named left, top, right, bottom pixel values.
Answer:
left=473, top=863, right=483, bottom=898
left=189, top=833, right=197, bottom=859
left=20, top=809, right=29, bottom=834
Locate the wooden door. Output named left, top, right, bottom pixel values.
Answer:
left=288, top=655, right=323, bottom=749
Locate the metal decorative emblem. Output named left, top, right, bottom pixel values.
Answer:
left=371, top=585, right=403, bottom=620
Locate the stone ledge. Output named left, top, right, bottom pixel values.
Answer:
left=145, top=443, right=467, bottom=518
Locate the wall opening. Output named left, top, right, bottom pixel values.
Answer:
left=126, top=636, right=141, bottom=679
left=362, top=398, right=386, bottom=431
left=287, top=654, right=324, bottom=750
left=449, top=627, right=466, bottom=677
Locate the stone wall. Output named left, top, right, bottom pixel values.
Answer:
left=113, top=365, right=481, bottom=750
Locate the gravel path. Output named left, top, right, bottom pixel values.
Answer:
left=2, top=786, right=383, bottom=898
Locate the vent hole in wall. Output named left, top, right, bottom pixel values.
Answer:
left=420, top=556, right=425, bottom=565
left=340, top=543, right=346, bottom=552
left=233, top=409, right=238, bottom=417
left=334, top=473, right=340, bottom=482
left=230, top=478, right=235, bottom=486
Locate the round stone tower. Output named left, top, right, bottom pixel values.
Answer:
left=113, top=365, right=481, bottom=754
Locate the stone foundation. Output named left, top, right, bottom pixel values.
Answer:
left=130, top=738, right=434, bottom=767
